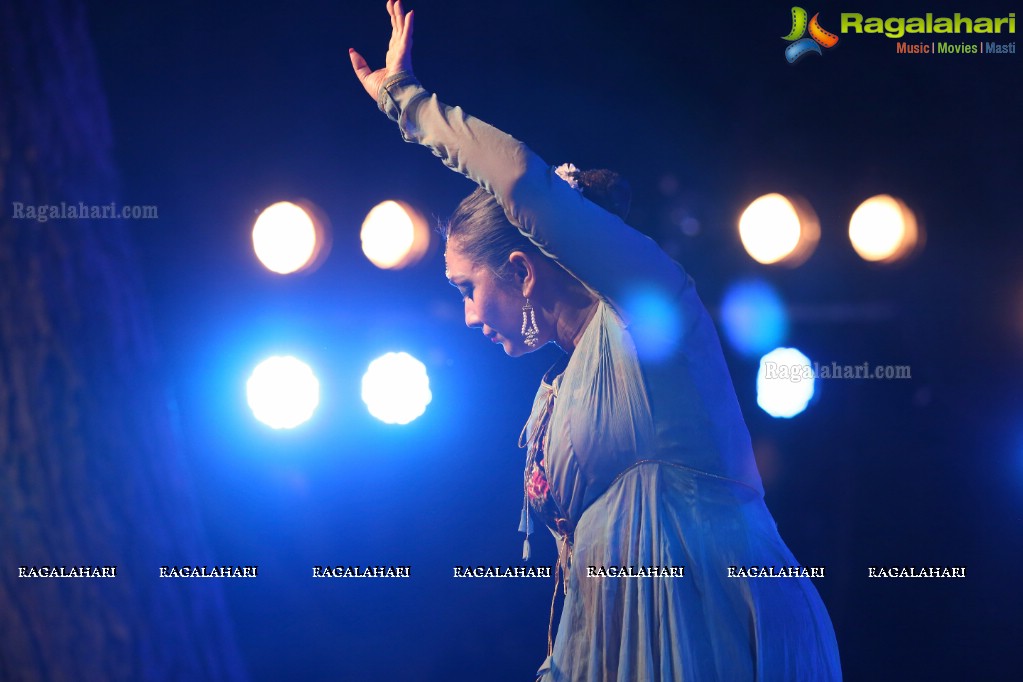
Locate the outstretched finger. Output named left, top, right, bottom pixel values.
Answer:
left=402, top=7, right=414, bottom=41
left=388, top=0, right=398, bottom=35
left=395, top=0, right=406, bottom=35
left=349, top=48, right=371, bottom=82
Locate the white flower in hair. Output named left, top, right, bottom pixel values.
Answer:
left=554, top=163, right=581, bottom=191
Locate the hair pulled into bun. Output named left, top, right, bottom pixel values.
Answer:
left=443, top=166, right=633, bottom=281
left=561, top=167, right=632, bottom=221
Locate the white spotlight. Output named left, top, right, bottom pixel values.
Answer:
left=849, top=195, right=920, bottom=263
left=756, top=347, right=814, bottom=418
left=252, top=201, right=330, bottom=274
left=738, top=193, right=819, bottom=266
left=247, top=356, right=321, bottom=429
left=361, top=352, right=432, bottom=425
left=361, top=200, right=430, bottom=270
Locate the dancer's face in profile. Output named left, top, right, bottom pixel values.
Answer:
left=445, top=243, right=535, bottom=357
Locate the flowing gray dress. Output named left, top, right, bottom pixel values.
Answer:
left=378, top=72, right=842, bottom=681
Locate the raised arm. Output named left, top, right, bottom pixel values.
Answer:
left=351, top=3, right=685, bottom=316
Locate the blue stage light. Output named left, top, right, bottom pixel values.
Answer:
left=756, top=347, right=814, bottom=418
left=619, top=287, right=682, bottom=362
left=361, top=352, right=432, bottom=425
left=720, top=279, right=788, bottom=357
left=246, top=355, right=321, bottom=429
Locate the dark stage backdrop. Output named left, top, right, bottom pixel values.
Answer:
left=0, top=0, right=247, bottom=680
left=4, top=0, right=1021, bottom=680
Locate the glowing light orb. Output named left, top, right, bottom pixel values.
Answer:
left=620, top=287, right=682, bottom=362
left=252, top=202, right=326, bottom=274
left=361, top=352, right=432, bottom=425
left=246, top=356, right=320, bottom=429
left=361, top=200, right=430, bottom=270
left=849, top=195, right=919, bottom=263
left=738, top=194, right=819, bottom=266
left=757, top=347, right=814, bottom=418
left=720, top=280, right=788, bottom=357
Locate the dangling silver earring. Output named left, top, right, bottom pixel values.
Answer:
left=521, top=299, right=540, bottom=348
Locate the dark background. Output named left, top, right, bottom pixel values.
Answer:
left=80, top=0, right=1021, bottom=679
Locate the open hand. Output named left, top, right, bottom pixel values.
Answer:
left=350, top=0, right=415, bottom=100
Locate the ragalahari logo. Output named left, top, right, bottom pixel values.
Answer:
left=783, top=7, right=839, bottom=63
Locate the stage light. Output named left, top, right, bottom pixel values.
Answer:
left=756, top=347, right=814, bottom=418
left=720, top=279, right=788, bottom=357
left=247, top=356, right=320, bottom=429
left=619, top=287, right=682, bottom=362
left=252, top=201, right=330, bottom=274
left=849, top=195, right=920, bottom=263
left=361, top=200, right=431, bottom=269
left=738, top=194, right=819, bottom=266
left=361, top=352, right=432, bottom=425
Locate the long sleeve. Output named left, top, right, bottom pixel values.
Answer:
left=378, top=73, right=685, bottom=316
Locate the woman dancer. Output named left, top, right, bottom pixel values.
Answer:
left=350, top=3, right=842, bottom=679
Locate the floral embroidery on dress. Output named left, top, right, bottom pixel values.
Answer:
left=519, top=373, right=576, bottom=657
left=520, top=368, right=575, bottom=559
left=526, top=458, right=550, bottom=507
left=525, top=445, right=573, bottom=541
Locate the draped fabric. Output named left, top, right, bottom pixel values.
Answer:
left=378, top=72, right=842, bottom=681
left=525, top=303, right=841, bottom=681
